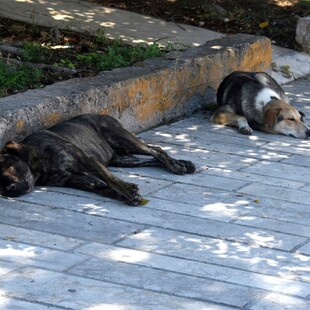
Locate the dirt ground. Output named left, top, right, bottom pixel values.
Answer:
left=93, top=0, right=310, bottom=50
left=1, top=1, right=308, bottom=97
left=0, top=17, right=163, bottom=97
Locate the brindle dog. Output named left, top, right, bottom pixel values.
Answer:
left=0, top=114, right=195, bottom=205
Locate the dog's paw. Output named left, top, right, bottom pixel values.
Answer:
left=123, top=182, right=142, bottom=206
left=179, top=160, right=196, bottom=174
left=239, top=126, right=253, bottom=135
left=167, top=159, right=188, bottom=175
left=167, top=159, right=196, bottom=175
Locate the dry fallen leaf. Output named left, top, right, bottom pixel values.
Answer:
left=4, top=236, right=16, bottom=241
left=139, top=198, right=150, bottom=206
left=259, top=21, right=269, bottom=28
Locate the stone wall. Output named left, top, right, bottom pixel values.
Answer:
left=0, top=34, right=272, bottom=147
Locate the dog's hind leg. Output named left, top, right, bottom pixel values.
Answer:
left=110, top=154, right=196, bottom=175
left=100, top=120, right=195, bottom=174
left=114, top=143, right=195, bottom=175
left=110, top=154, right=164, bottom=168
left=211, top=108, right=253, bottom=135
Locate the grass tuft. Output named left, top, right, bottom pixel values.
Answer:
left=0, top=60, right=43, bottom=97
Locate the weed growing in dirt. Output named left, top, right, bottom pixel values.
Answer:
left=0, top=60, right=43, bottom=97
left=77, top=42, right=164, bottom=71
left=0, top=16, right=166, bottom=97
left=22, top=42, right=50, bottom=62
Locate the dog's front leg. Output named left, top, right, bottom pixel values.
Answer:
left=64, top=174, right=121, bottom=200
left=211, top=109, right=253, bottom=135
left=83, top=159, right=142, bottom=206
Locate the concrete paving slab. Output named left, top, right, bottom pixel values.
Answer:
left=112, top=167, right=249, bottom=191
left=241, top=161, right=310, bottom=182
left=298, top=242, right=310, bottom=256
left=0, top=198, right=147, bottom=244
left=0, top=223, right=86, bottom=251
left=282, top=154, right=310, bottom=167
left=203, top=167, right=306, bottom=190
left=241, top=202, right=310, bottom=226
left=271, top=51, right=310, bottom=84
left=250, top=293, right=310, bottom=310
left=117, top=227, right=310, bottom=282
left=234, top=216, right=310, bottom=238
left=70, top=257, right=266, bottom=307
left=239, top=183, right=310, bottom=205
left=1, top=267, right=221, bottom=310
left=0, top=239, right=87, bottom=271
left=0, top=296, right=60, bottom=310
left=0, top=261, right=16, bottom=277
left=140, top=126, right=291, bottom=162
left=76, top=242, right=310, bottom=298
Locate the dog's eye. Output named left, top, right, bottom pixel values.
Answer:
left=288, top=118, right=296, bottom=122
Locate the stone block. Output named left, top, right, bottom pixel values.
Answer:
left=296, top=16, right=310, bottom=53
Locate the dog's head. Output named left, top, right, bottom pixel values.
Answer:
left=264, top=100, right=310, bottom=139
left=0, top=142, right=34, bottom=197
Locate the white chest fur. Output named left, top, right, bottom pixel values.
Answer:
left=255, top=88, right=281, bottom=110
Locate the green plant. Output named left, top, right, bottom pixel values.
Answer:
left=58, top=58, right=76, bottom=69
left=22, top=42, right=47, bottom=62
left=0, top=60, right=43, bottom=96
left=77, top=42, right=164, bottom=71
left=94, top=27, right=109, bottom=46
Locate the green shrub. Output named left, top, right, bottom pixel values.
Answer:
left=77, top=42, right=164, bottom=71
left=0, top=60, right=43, bottom=96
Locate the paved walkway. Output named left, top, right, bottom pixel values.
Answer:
left=0, top=78, right=309, bottom=309
left=0, top=1, right=310, bottom=309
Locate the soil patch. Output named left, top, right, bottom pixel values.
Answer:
left=0, top=17, right=164, bottom=97
left=93, top=0, right=310, bottom=50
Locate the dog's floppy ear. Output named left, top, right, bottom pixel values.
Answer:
left=299, top=110, right=306, bottom=122
left=264, top=107, right=281, bottom=132
left=1, top=141, right=28, bottom=160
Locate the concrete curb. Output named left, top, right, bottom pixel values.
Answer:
left=0, top=34, right=271, bottom=147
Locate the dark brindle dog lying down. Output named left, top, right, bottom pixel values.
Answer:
left=0, top=114, right=195, bottom=205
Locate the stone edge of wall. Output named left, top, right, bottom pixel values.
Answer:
left=0, top=34, right=271, bottom=147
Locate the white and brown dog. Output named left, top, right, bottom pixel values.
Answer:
left=211, top=71, right=310, bottom=139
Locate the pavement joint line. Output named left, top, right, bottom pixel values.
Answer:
left=290, top=238, right=310, bottom=253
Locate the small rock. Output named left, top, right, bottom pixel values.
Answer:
left=296, top=16, right=310, bottom=54
left=68, top=289, right=76, bottom=293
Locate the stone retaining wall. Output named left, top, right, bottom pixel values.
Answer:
left=0, top=34, right=271, bottom=147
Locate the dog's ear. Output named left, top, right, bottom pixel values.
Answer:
left=299, top=110, right=306, bottom=122
left=264, top=107, right=281, bottom=132
left=1, top=141, right=23, bottom=156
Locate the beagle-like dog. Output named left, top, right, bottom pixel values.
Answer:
left=211, top=71, right=310, bottom=139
